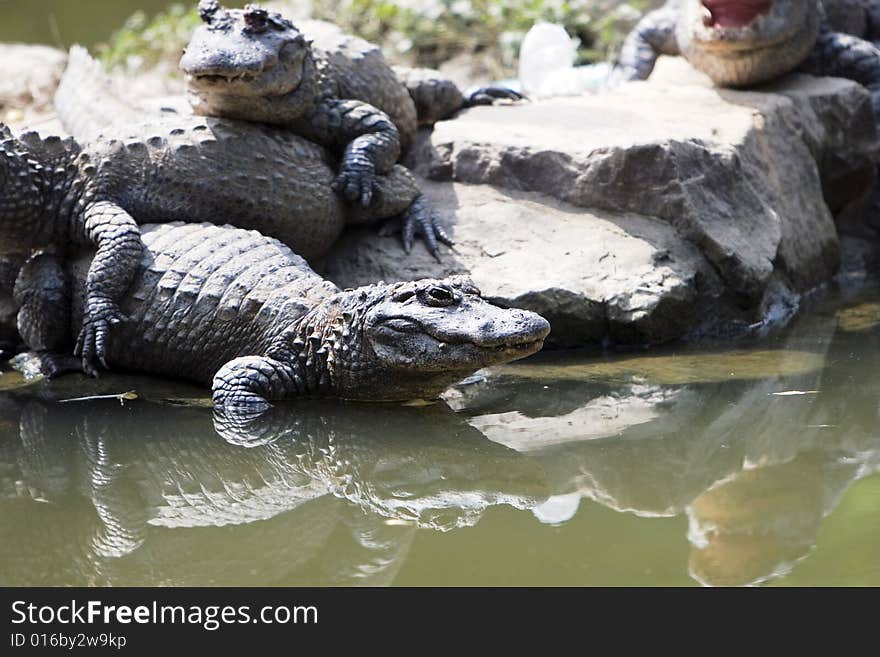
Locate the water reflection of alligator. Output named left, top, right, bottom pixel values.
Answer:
left=0, top=397, right=547, bottom=586
left=450, top=313, right=880, bottom=585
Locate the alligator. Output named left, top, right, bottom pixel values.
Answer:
left=0, top=397, right=548, bottom=584
left=616, top=0, right=880, bottom=114
left=180, top=1, right=522, bottom=155
left=15, top=222, right=550, bottom=412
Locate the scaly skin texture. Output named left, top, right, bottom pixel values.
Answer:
left=181, top=2, right=522, bottom=150
left=55, top=45, right=452, bottom=259
left=0, top=124, right=144, bottom=375
left=17, top=223, right=550, bottom=412
left=617, top=1, right=880, bottom=116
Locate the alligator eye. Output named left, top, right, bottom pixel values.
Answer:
left=421, top=286, right=456, bottom=307
left=392, top=289, right=416, bottom=303
left=243, top=7, right=270, bottom=32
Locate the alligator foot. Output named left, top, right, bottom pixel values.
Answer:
left=333, top=161, right=381, bottom=207
left=211, top=355, right=298, bottom=419
left=380, top=194, right=453, bottom=262
left=75, top=295, right=125, bottom=375
left=463, top=86, right=526, bottom=107
left=17, top=351, right=87, bottom=379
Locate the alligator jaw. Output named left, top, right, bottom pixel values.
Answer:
left=375, top=314, right=550, bottom=364
left=191, top=71, right=261, bottom=84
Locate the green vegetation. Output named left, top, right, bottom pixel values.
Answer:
left=97, top=3, right=201, bottom=72
left=97, top=0, right=652, bottom=77
left=310, top=0, right=651, bottom=75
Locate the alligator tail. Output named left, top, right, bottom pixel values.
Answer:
left=54, top=46, right=147, bottom=143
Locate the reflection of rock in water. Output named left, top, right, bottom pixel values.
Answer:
left=835, top=300, right=880, bottom=333
left=686, top=454, right=862, bottom=587
left=462, top=384, right=679, bottom=451
left=455, top=313, right=880, bottom=584
left=0, top=398, right=547, bottom=585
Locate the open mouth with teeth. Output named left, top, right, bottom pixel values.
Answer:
left=702, top=0, right=773, bottom=28
left=184, top=45, right=308, bottom=98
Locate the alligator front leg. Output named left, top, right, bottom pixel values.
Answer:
left=302, top=98, right=401, bottom=207
left=393, top=66, right=523, bottom=125
left=801, top=28, right=880, bottom=119
left=76, top=201, right=142, bottom=374
left=212, top=355, right=301, bottom=415
left=614, top=5, right=680, bottom=82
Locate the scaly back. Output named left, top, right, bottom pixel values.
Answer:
left=70, top=223, right=340, bottom=384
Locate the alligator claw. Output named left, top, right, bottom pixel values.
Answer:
left=333, top=164, right=379, bottom=207
left=389, top=196, right=453, bottom=262
left=74, top=296, right=125, bottom=375
left=464, top=86, right=526, bottom=107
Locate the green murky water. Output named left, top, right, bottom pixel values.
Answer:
left=0, top=0, right=188, bottom=48
left=1, top=288, right=879, bottom=587
left=1, top=1, right=879, bottom=587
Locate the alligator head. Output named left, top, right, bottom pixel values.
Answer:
left=180, top=1, right=318, bottom=122
left=678, top=0, right=821, bottom=86
left=288, top=276, right=551, bottom=402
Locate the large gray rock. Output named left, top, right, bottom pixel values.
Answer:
left=323, top=180, right=723, bottom=347
left=323, top=57, right=878, bottom=347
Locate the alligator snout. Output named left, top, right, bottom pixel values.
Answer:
left=180, top=45, right=275, bottom=77
left=476, top=309, right=551, bottom=349
left=181, top=57, right=266, bottom=77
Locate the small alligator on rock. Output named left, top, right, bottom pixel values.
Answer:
left=617, top=0, right=880, bottom=115
left=15, top=222, right=550, bottom=412
left=181, top=1, right=522, bottom=155
left=56, top=45, right=453, bottom=257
